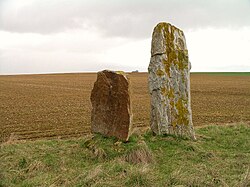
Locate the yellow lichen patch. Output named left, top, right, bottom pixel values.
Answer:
left=181, top=72, right=185, bottom=83
left=167, top=88, right=174, bottom=98
left=175, top=98, right=189, bottom=126
left=178, top=50, right=188, bottom=62
left=155, top=23, right=189, bottom=77
left=160, top=87, right=167, bottom=96
left=165, top=29, right=175, bottom=54
left=177, top=39, right=185, bottom=50
left=156, top=23, right=189, bottom=72
left=170, top=100, right=175, bottom=108
left=156, top=69, right=165, bottom=77
left=163, top=58, right=171, bottom=77
left=176, top=51, right=188, bottom=71
left=169, top=51, right=177, bottom=60
left=115, top=71, right=125, bottom=75
left=184, top=49, right=188, bottom=56
left=161, top=87, right=174, bottom=99
left=172, top=119, right=177, bottom=128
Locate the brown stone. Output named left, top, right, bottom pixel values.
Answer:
left=90, top=70, right=132, bottom=141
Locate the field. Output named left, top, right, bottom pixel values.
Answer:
left=0, top=72, right=250, bottom=142
left=1, top=72, right=250, bottom=186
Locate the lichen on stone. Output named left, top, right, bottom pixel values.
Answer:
left=175, top=98, right=189, bottom=126
left=148, top=22, right=196, bottom=140
left=115, top=71, right=126, bottom=75
left=160, top=87, right=167, bottom=96
left=156, top=69, right=165, bottom=77
left=163, top=58, right=171, bottom=77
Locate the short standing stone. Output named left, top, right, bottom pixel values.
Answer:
left=90, top=70, right=133, bottom=141
left=148, top=22, right=196, bottom=139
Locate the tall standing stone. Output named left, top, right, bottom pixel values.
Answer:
left=90, top=70, right=133, bottom=141
left=148, top=22, right=196, bottom=139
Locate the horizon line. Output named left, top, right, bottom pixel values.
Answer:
left=0, top=71, right=250, bottom=76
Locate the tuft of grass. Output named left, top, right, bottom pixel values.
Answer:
left=125, top=168, right=152, bottom=187
left=124, top=140, right=154, bottom=164
left=0, top=123, right=249, bottom=186
left=18, top=157, right=27, bottom=169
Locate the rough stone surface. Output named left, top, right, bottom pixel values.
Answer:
left=90, top=70, right=132, bottom=141
left=148, top=22, right=196, bottom=139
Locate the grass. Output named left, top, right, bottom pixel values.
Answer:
left=1, top=123, right=250, bottom=186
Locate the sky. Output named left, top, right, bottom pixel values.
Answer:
left=0, top=0, right=250, bottom=74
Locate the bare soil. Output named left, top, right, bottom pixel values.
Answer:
left=0, top=73, right=249, bottom=142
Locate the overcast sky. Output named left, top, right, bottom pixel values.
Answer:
left=0, top=0, right=250, bottom=74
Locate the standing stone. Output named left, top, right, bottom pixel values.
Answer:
left=90, top=70, right=133, bottom=141
left=148, top=22, right=196, bottom=139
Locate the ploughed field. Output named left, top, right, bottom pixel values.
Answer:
left=0, top=73, right=249, bottom=142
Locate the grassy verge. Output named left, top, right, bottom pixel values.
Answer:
left=1, top=124, right=249, bottom=186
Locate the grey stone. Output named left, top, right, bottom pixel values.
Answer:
left=148, top=22, right=196, bottom=139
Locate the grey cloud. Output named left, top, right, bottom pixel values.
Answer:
left=1, top=0, right=250, bottom=38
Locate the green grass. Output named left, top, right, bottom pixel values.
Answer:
left=191, top=72, right=250, bottom=76
left=1, top=124, right=250, bottom=186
